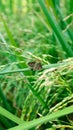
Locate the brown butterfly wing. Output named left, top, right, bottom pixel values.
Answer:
left=28, top=62, right=35, bottom=67
left=34, top=62, right=42, bottom=70
left=28, top=62, right=42, bottom=70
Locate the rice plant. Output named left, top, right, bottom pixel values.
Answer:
left=0, top=0, right=73, bottom=130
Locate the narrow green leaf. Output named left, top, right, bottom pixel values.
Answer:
left=0, top=107, right=24, bottom=124
left=8, top=106, right=73, bottom=130
left=38, top=0, right=73, bottom=57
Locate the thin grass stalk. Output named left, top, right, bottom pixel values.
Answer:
left=0, top=0, right=2, bottom=12
left=9, top=0, right=13, bottom=14
left=0, top=15, right=17, bottom=47
left=0, top=0, right=6, bottom=14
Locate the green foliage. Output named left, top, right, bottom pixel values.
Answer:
left=0, top=0, right=73, bottom=130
